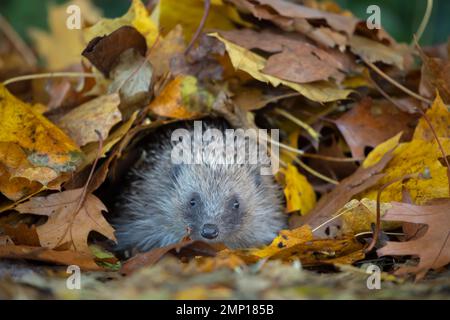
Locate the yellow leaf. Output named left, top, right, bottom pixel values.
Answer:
left=363, top=132, right=402, bottom=168
left=337, top=198, right=399, bottom=234
left=159, top=0, right=250, bottom=41
left=84, top=0, right=158, bottom=48
left=210, top=33, right=351, bottom=102
left=361, top=139, right=450, bottom=204
left=280, top=164, right=316, bottom=215
left=413, top=92, right=450, bottom=141
left=29, top=0, right=101, bottom=70
left=0, top=85, right=82, bottom=200
left=360, top=93, right=450, bottom=204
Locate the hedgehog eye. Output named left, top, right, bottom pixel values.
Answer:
left=232, top=200, right=240, bottom=209
left=190, top=198, right=197, bottom=207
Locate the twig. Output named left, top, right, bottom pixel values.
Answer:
left=2, top=72, right=100, bottom=86
left=274, top=108, right=320, bottom=142
left=413, top=0, right=433, bottom=44
left=185, top=0, right=211, bottom=55
left=364, top=59, right=431, bottom=104
left=284, top=151, right=339, bottom=185
left=365, top=173, right=419, bottom=253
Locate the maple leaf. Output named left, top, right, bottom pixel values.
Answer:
left=377, top=199, right=450, bottom=280
left=15, top=189, right=116, bottom=254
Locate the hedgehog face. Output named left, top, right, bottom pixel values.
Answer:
left=181, top=189, right=247, bottom=244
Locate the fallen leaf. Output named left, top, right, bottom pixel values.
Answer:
left=29, top=0, right=101, bottom=70
left=0, top=85, right=82, bottom=200
left=15, top=189, right=115, bottom=254
left=82, top=25, right=147, bottom=76
left=108, top=49, right=153, bottom=111
left=159, top=0, right=249, bottom=41
left=348, top=35, right=405, bottom=70
left=55, top=93, right=122, bottom=146
left=219, top=29, right=345, bottom=83
left=419, top=50, right=450, bottom=104
left=148, top=75, right=213, bottom=119
left=148, top=25, right=186, bottom=78
left=378, top=199, right=450, bottom=280
left=413, top=92, right=450, bottom=141
left=210, top=32, right=351, bottom=102
left=0, top=245, right=102, bottom=271
left=279, top=164, right=316, bottom=215
left=291, top=147, right=397, bottom=236
left=84, top=0, right=158, bottom=48
left=336, top=97, right=417, bottom=158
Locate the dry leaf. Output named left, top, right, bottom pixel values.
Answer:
left=82, top=25, right=147, bottom=76
left=148, top=75, right=213, bottom=119
left=29, top=0, right=101, bottom=70
left=15, top=189, right=115, bottom=254
left=0, top=245, right=102, bottom=271
left=378, top=199, right=450, bottom=280
left=56, top=93, right=122, bottom=146
left=336, top=97, right=417, bottom=158
left=84, top=0, right=158, bottom=48
left=0, top=85, right=82, bottom=200
left=279, top=164, right=316, bottom=215
left=210, top=33, right=351, bottom=102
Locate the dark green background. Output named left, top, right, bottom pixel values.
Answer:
left=0, top=0, right=449, bottom=45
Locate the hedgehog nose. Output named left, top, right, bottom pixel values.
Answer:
left=201, top=224, right=219, bottom=239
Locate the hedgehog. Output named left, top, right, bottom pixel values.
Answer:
left=113, top=120, right=286, bottom=253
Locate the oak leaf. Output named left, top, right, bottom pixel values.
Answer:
left=15, top=189, right=115, bottom=254
left=378, top=199, right=450, bottom=280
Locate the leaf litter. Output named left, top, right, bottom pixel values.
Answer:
left=0, top=0, right=449, bottom=299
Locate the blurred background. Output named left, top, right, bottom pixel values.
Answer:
left=0, top=0, right=449, bottom=46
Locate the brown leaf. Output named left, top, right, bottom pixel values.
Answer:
left=15, top=189, right=115, bottom=254
left=419, top=49, right=450, bottom=104
left=219, top=29, right=345, bottom=83
left=121, top=240, right=220, bottom=275
left=336, top=97, right=417, bottom=158
left=290, top=150, right=396, bottom=237
left=378, top=199, right=450, bottom=280
left=82, top=25, right=147, bottom=77
left=55, top=93, right=122, bottom=147
left=0, top=245, right=102, bottom=271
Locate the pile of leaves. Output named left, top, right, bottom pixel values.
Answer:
left=0, top=0, right=449, bottom=294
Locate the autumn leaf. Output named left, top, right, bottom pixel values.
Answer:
left=29, top=0, right=101, bottom=70
left=15, top=189, right=115, bottom=254
left=361, top=95, right=450, bottom=205
left=148, top=75, right=214, bottom=119
left=217, top=225, right=364, bottom=266
left=55, top=93, right=122, bottom=147
left=336, top=97, right=417, bottom=159
left=378, top=199, right=450, bottom=280
left=84, top=0, right=158, bottom=48
left=158, top=0, right=250, bottom=41
left=279, top=164, right=316, bottom=215
left=0, top=84, right=82, bottom=200
left=0, top=245, right=102, bottom=271
left=291, top=147, right=397, bottom=236
left=209, top=33, right=352, bottom=102
left=82, top=26, right=147, bottom=77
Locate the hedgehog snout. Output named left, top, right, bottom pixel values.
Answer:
left=201, top=223, right=219, bottom=239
